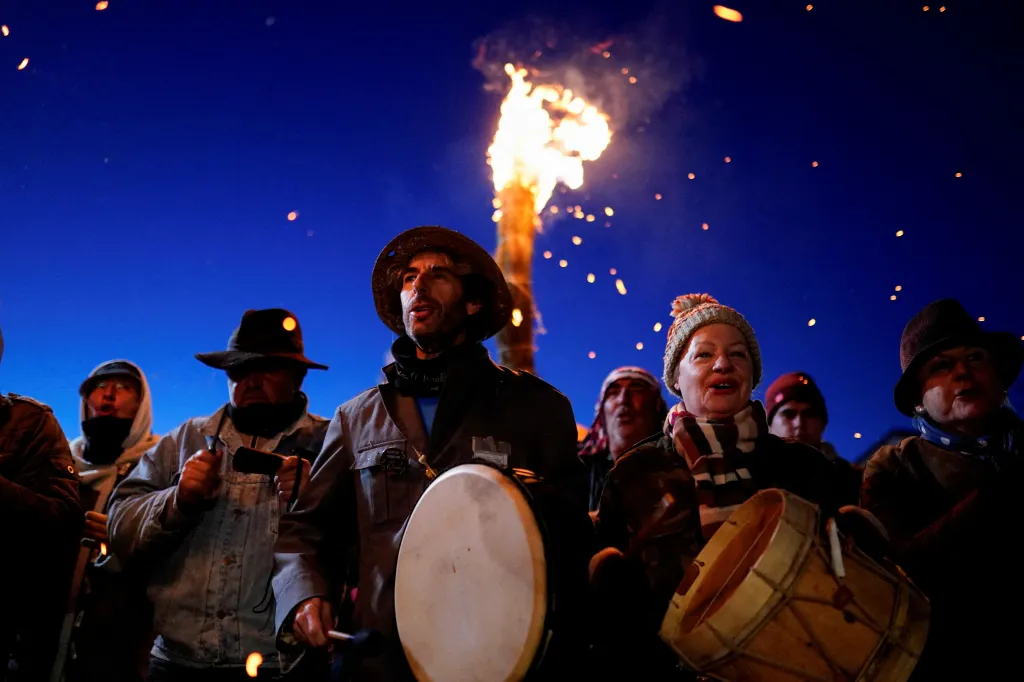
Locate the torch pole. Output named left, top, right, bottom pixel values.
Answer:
left=494, top=181, right=538, bottom=375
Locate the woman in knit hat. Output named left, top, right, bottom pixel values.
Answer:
left=860, top=298, right=1024, bottom=681
left=589, top=294, right=861, bottom=679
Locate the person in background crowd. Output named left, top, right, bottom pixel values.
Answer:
left=764, top=370, right=863, bottom=503
left=591, top=294, right=865, bottom=679
left=54, top=360, right=161, bottom=682
left=107, top=309, right=330, bottom=682
left=0, top=325, right=82, bottom=682
left=861, top=299, right=1023, bottom=681
left=273, top=226, right=587, bottom=682
left=578, top=366, right=668, bottom=513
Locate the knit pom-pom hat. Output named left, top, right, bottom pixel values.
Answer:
left=662, top=293, right=763, bottom=398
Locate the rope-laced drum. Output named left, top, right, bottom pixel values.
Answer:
left=659, top=488, right=930, bottom=682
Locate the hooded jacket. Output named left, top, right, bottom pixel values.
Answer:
left=69, top=360, right=160, bottom=517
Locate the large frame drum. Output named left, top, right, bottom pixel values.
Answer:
left=395, top=463, right=589, bottom=682
left=660, top=489, right=930, bottom=682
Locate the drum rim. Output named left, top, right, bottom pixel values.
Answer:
left=394, top=462, right=556, bottom=680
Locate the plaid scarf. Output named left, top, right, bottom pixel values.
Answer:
left=663, top=400, right=767, bottom=539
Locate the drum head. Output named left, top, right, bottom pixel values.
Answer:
left=395, top=464, right=548, bottom=682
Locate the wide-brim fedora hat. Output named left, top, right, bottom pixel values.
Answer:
left=894, top=298, right=1022, bottom=415
left=195, top=308, right=329, bottom=371
left=371, top=225, right=514, bottom=340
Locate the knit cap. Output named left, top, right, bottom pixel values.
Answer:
left=662, top=293, right=762, bottom=398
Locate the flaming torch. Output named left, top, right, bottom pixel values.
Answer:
left=487, top=63, right=612, bottom=374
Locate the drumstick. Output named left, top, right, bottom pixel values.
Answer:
left=327, top=628, right=383, bottom=657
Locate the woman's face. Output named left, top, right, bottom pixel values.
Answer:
left=917, top=345, right=1004, bottom=435
left=675, top=323, right=753, bottom=420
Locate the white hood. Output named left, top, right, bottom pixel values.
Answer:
left=70, top=359, right=160, bottom=479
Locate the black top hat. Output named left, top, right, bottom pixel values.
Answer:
left=894, top=298, right=1022, bottom=416
left=370, top=226, right=514, bottom=340
left=195, top=308, right=329, bottom=371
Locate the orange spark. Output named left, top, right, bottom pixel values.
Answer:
left=96, top=1, right=109, bottom=10
left=654, top=193, right=662, bottom=200
left=543, top=251, right=552, bottom=259
left=615, top=279, right=627, bottom=295
left=636, top=342, right=644, bottom=350
left=628, top=76, right=637, bottom=84
left=724, top=156, right=731, bottom=163
left=511, top=309, right=524, bottom=327
left=602, top=51, right=610, bottom=58
left=492, top=197, right=502, bottom=209
left=17, top=58, right=29, bottom=70
left=491, top=210, right=502, bottom=223
left=713, top=5, right=743, bottom=22
left=572, top=235, right=582, bottom=245
left=549, top=205, right=558, bottom=213
left=282, top=317, right=297, bottom=331
left=654, top=322, right=663, bottom=332
left=895, top=285, right=903, bottom=291
left=585, top=214, right=595, bottom=222
left=604, top=207, right=614, bottom=216
left=896, top=230, right=904, bottom=237
left=687, top=172, right=695, bottom=180
left=587, top=273, right=595, bottom=283
left=955, top=172, right=962, bottom=177
left=609, top=268, right=617, bottom=275
left=808, top=318, right=817, bottom=327
left=702, top=222, right=709, bottom=231
left=978, top=316, right=985, bottom=322
left=806, top=4, right=813, bottom=9
left=1, top=25, right=9, bottom=37
left=559, top=259, right=568, bottom=268
left=854, top=433, right=862, bottom=439
left=588, top=351, right=597, bottom=359
left=812, top=161, right=819, bottom=167
left=287, top=211, right=298, bottom=221
left=891, top=295, right=898, bottom=301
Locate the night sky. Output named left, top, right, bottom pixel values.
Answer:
left=2, top=0, right=1021, bottom=462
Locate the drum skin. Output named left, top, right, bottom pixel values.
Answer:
left=395, top=464, right=591, bottom=682
left=659, top=489, right=931, bottom=682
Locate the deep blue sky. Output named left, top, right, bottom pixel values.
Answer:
left=2, top=1, right=1020, bottom=462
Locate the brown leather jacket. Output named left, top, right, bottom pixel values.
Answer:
left=861, top=434, right=1021, bottom=680
left=273, top=347, right=586, bottom=681
left=0, top=393, right=82, bottom=679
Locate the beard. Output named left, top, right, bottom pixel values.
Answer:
left=404, top=299, right=470, bottom=354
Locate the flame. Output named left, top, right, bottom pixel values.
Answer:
left=1, top=25, right=9, bottom=37
left=487, top=64, right=612, bottom=213
left=245, top=652, right=263, bottom=677
left=511, top=308, right=523, bottom=327
left=17, top=58, right=28, bottom=70
left=96, top=1, right=109, bottom=10
left=99, top=542, right=108, bottom=556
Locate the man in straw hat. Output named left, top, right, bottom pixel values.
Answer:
left=0, top=324, right=82, bottom=681
left=273, top=226, right=586, bottom=681
left=107, top=309, right=330, bottom=680
left=861, top=298, right=1024, bottom=680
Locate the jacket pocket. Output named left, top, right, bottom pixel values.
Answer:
left=351, top=441, right=420, bottom=525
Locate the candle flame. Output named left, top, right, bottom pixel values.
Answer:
left=99, top=542, right=108, bottom=556
left=487, top=64, right=612, bottom=213
left=245, top=652, right=263, bottom=677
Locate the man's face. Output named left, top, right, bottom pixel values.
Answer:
left=227, top=358, right=302, bottom=408
left=770, top=400, right=826, bottom=446
left=85, top=376, right=142, bottom=420
left=400, top=251, right=482, bottom=355
left=917, top=345, right=1004, bottom=434
left=602, top=378, right=661, bottom=457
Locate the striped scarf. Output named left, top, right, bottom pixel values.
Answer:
left=664, top=400, right=767, bottom=539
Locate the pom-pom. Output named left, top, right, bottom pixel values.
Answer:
left=670, top=293, right=718, bottom=318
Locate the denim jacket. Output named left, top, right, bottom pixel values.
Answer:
left=107, top=401, right=328, bottom=669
